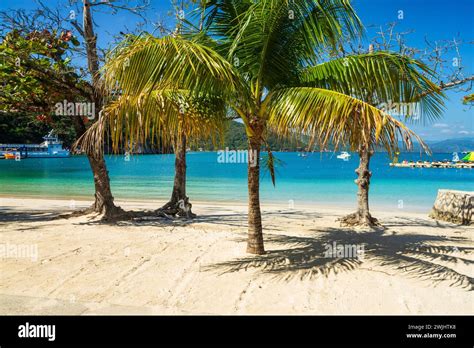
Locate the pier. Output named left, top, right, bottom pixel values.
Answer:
left=390, top=161, right=474, bottom=169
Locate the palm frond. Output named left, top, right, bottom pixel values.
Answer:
left=75, top=88, right=228, bottom=156
left=204, top=0, right=363, bottom=93
left=265, top=87, right=429, bottom=157
left=300, top=52, right=445, bottom=123
left=103, top=34, right=243, bottom=99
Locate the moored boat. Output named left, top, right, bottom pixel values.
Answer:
left=337, top=151, right=351, bottom=160
left=0, top=130, right=70, bottom=159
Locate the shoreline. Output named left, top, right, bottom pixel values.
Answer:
left=0, top=194, right=432, bottom=215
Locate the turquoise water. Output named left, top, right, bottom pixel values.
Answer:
left=0, top=152, right=472, bottom=212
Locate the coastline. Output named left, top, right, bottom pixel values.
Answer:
left=1, top=196, right=472, bottom=315
left=0, top=194, right=431, bottom=214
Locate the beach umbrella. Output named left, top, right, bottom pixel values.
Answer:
left=461, top=152, right=474, bottom=162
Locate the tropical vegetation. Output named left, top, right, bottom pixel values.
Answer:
left=73, top=0, right=445, bottom=255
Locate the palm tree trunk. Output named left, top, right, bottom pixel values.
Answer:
left=75, top=0, right=123, bottom=219
left=72, top=117, right=123, bottom=219
left=88, top=154, right=123, bottom=219
left=356, top=147, right=372, bottom=221
left=159, top=132, right=195, bottom=218
left=247, top=136, right=265, bottom=254
left=340, top=145, right=379, bottom=227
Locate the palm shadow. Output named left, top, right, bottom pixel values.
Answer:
left=0, top=208, right=64, bottom=223
left=76, top=209, right=321, bottom=230
left=204, top=228, right=473, bottom=290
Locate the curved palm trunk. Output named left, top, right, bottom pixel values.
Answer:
left=340, top=146, right=379, bottom=227
left=72, top=117, right=123, bottom=219
left=88, top=154, right=123, bottom=219
left=247, top=136, right=265, bottom=254
left=77, top=0, right=123, bottom=219
left=159, top=132, right=195, bottom=218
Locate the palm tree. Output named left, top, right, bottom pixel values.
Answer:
left=204, top=1, right=444, bottom=246
left=115, top=90, right=228, bottom=218
left=157, top=0, right=216, bottom=218
left=200, top=0, right=365, bottom=254
left=76, top=34, right=240, bottom=215
left=270, top=52, right=444, bottom=227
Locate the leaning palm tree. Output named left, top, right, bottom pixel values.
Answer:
left=76, top=34, right=241, bottom=215
left=270, top=52, right=444, bottom=227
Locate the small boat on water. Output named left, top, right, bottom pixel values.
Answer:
left=0, top=130, right=70, bottom=159
left=337, top=151, right=351, bottom=160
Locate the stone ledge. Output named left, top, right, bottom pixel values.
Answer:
left=429, top=189, right=473, bottom=225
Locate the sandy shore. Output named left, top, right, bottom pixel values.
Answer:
left=0, top=197, right=472, bottom=315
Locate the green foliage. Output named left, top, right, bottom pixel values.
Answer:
left=0, top=113, right=77, bottom=147
left=0, top=29, right=87, bottom=145
left=0, top=29, right=82, bottom=112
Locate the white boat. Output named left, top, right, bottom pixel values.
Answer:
left=0, top=130, right=70, bottom=158
left=337, top=151, right=351, bottom=160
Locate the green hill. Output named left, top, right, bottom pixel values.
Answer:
left=189, top=121, right=308, bottom=151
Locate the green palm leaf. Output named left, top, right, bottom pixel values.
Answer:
left=103, top=34, right=242, bottom=99
left=265, top=87, right=428, bottom=156
left=300, top=52, right=445, bottom=123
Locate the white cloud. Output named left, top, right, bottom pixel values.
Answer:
left=458, top=130, right=470, bottom=135
left=433, top=123, right=449, bottom=128
left=441, top=129, right=453, bottom=134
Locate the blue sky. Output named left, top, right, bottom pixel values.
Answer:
left=1, top=0, right=473, bottom=141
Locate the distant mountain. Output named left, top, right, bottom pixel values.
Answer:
left=395, top=137, right=474, bottom=153
left=192, top=122, right=474, bottom=153
left=190, top=121, right=308, bottom=151
left=427, top=138, right=474, bottom=153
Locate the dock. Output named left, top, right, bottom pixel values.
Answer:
left=390, top=162, right=474, bottom=169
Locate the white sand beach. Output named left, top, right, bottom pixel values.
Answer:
left=0, top=197, right=472, bottom=315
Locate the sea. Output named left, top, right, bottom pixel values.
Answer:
left=0, top=152, right=472, bottom=213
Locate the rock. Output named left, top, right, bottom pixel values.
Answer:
left=429, top=189, right=473, bottom=225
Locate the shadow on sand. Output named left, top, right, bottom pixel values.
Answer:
left=204, top=228, right=474, bottom=290
left=73, top=209, right=322, bottom=230
left=0, top=208, right=65, bottom=223
left=2, top=206, right=472, bottom=290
